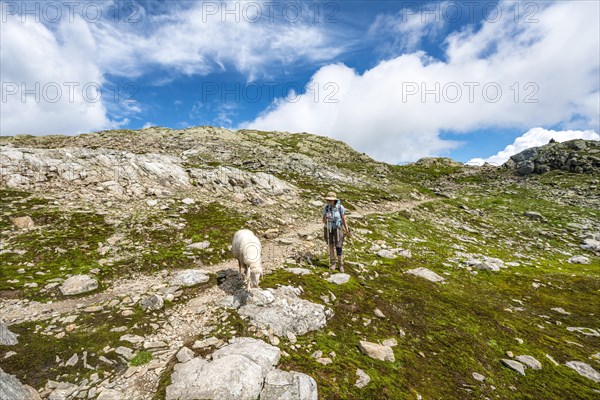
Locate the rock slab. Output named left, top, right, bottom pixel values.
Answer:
left=59, top=275, right=98, bottom=296
left=358, top=341, right=395, bottom=362
left=405, top=267, right=445, bottom=283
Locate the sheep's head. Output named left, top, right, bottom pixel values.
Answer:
left=249, top=262, right=262, bottom=288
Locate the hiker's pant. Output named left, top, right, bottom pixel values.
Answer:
left=324, top=227, right=344, bottom=255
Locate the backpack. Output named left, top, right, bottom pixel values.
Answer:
left=325, top=201, right=343, bottom=229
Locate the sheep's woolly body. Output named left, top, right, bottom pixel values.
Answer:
left=232, top=229, right=263, bottom=290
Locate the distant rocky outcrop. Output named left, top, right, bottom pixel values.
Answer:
left=414, top=157, right=463, bottom=168
left=503, top=139, right=600, bottom=175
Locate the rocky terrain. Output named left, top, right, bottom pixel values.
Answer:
left=0, top=128, right=599, bottom=400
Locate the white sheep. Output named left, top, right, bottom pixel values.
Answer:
left=232, top=229, right=263, bottom=290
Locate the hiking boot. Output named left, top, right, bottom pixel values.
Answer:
left=330, top=259, right=337, bottom=270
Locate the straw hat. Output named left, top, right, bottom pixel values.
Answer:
left=324, top=191, right=337, bottom=201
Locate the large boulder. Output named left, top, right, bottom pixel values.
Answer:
left=59, top=275, right=98, bottom=296
left=166, top=338, right=317, bottom=400
left=238, top=287, right=332, bottom=336
left=0, top=368, right=41, bottom=400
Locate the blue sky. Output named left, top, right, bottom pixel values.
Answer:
left=1, top=0, right=599, bottom=164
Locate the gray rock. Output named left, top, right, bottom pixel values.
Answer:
left=166, top=354, right=264, bottom=400
left=212, top=338, right=280, bottom=375
left=0, top=320, right=18, bottom=345
left=10, top=216, right=34, bottom=229
left=565, top=361, right=600, bottom=383
left=326, top=273, right=350, bottom=285
left=358, top=341, right=395, bottom=362
left=465, top=256, right=505, bottom=271
left=239, top=286, right=332, bottom=336
left=140, top=294, right=164, bottom=311
left=171, top=269, right=210, bottom=286
left=285, top=268, right=311, bottom=275
left=580, top=238, right=600, bottom=253
left=515, top=355, right=542, bottom=370
left=59, top=275, right=98, bottom=296
left=48, top=382, right=78, bottom=400
left=501, top=359, right=526, bottom=376
left=176, top=347, right=195, bottom=363
left=405, top=267, right=445, bottom=283
left=187, top=241, right=210, bottom=250
left=0, top=367, right=41, bottom=400
left=260, top=369, right=318, bottom=400
left=523, top=211, right=546, bottom=221
left=566, top=255, right=591, bottom=264
left=65, top=353, right=78, bottom=367
left=551, top=307, right=570, bottom=315
left=97, top=389, right=124, bottom=400
left=115, top=346, right=134, bottom=360
left=376, top=249, right=396, bottom=259
left=354, top=368, right=370, bottom=388
left=472, top=372, right=485, bottom=382
left=566, top=327, right=600, bottom=336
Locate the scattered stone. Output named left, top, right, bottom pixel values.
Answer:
left=567, top=327, right=600, bottom=337
left=187, top=241, right=210, bottom=250
left=355, top=368, right=370, bottom=388
left=565, top=361, right=600, bottom=383
left=59, top=275, right=98, bottom=296
left=176, top=347, right=195, bottom=364
left=382, top=338, right=398, bottom=347
left=472, top=372, right=485, bottom=382
left=10, top=216, right=34, bottom=229
left=567, top=255, right=591, bottom=264
left=97, top=389, right=124, bottom=400
left=48, top=382, right=78, bottom=400
left=358, top=341, right=395, bottom=362
left=260, top=369, right=319, bottom=400
left=115, top=346, right=135, bottom=360
left=120, top=334, right=144, bottom=344
left=285, top=268, right=311, bottom=275
left=140, top=294, right=164, bottom=311
left=376, top=249, right=396, bottom=259
left=193, top=337, right=222, bottom=349
left=65, top=353, right=78, bottom=367
left=405, top=267, right=445, bottom=283
left=515, top=337, right=524, bottom=345
left=326, top=273, right=350, bottom=285
left=144, top=340, right=168, bottom=349
left=171, top=269, right=210, bottom=286
left=465, top=256, right=506, bottom=272
left=545, top=354, right=559, bottom=366
left=374, top=308, right=386, bottom=319
left=551, top=307, right=571, bottom=315
left=515, top=355, right=542, bottom=370
left=316, top=357, right=332, bottom=365
left=501, top=359, right=526, bottom=376
left=0, top=320, right=18, bottom=345
left=580, top=238, right=600, bottom=253
left=523, top=211, right=546, bottom=221
left=182, top=198, right=195, bottom=205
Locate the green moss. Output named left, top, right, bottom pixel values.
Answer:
left=130, top=351, right=153, bottom=366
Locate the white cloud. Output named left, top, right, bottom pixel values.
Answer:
left=242, top=0, right=600, bottom=163
left=368, top=2, right=447, bottom=54
left=0, top=1, right=349, bottom=136
left=89, top=1, right=349, bottom=80
left=0, top=14, right=125, bottom=136
left=467, top=128, right=600, bottom=166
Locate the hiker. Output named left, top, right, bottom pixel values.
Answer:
left=322, top=191, right=351, bottom=272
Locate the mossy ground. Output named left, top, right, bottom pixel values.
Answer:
left=1, top=158, right=599, bottom=398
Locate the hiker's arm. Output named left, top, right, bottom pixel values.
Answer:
left=342, top=214, right=351, bottom=235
